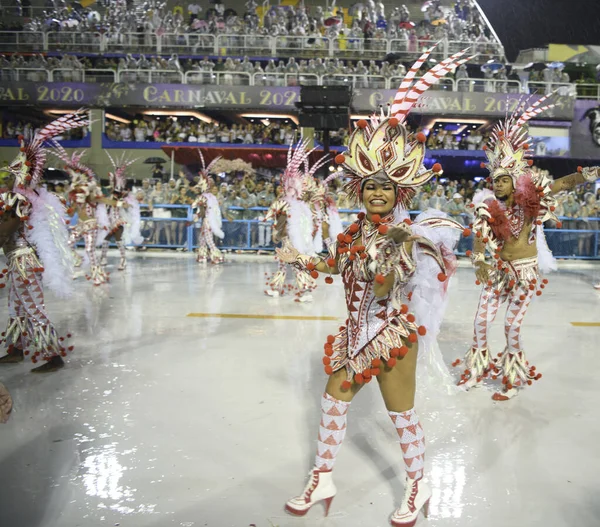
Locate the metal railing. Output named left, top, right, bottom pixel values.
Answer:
left=526, top=81, right=576, bottom=96
left=0, top=67, right=49, bottom=82
left=323, top=73, right=387, bottom=89
left=390, top=75, right=455, bottom=91
left=184, top=70, right=253, bottom=86
left=0, top=30, right=44, bottom=52
left=117, top=69, right=184, bottom=84
left=456, top=78, right=522, bottom=94
left=114, top=205, right=600, bottom=259
left=253, top=72, right=319, bottom=86
left=47, top=31, right=103, bottom=53
left=0, top=30, right=506, bottom=62
left=574, top=83, right=600, bottom=101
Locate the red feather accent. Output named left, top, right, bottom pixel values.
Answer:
left=487, top=200, right=512, bottom=241
left=514, top=173, right=541, bottom=219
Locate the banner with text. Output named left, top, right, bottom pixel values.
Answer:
left=0, top=82, right=575, bottom=120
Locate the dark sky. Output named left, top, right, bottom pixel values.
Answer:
left=477, top=0, right=600, bottom=62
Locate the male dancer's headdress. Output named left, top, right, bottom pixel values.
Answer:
left=335, top=47, right=472, bottom=208
left=6, top=111, right=89, bottom=190
left=196, top=149, right=221, bottom=193
left=105, top=152, right=137, bottom=193
left=52, top=143, right=96, bottom=188
left=482, top=93, right=556, bottom=186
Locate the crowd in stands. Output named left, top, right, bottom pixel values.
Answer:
left=2, top=0, right=504, bottom=63
left=54, top=166, right=594, bottom=248
left=1, top=118, right=87, bottom=140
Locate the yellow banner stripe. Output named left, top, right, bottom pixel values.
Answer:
left=187, top=313, right=338, bottom=321
left=570, top=322, right=600, bottom=327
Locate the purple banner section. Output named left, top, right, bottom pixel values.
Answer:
left=0, top=82, right=576, bottom=120
left=571, top=100, right=600, bottom=159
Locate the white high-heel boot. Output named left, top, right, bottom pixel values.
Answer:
left=285, top=468, right=336, bottom=517
left=391, top=477, right=431, bottom=527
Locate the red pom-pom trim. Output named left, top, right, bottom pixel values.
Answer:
left=577, top=166, right=583, bottom=173
left=310, top=270, right=319, bottom=279
left=327, top=335, right=335, bottom=344
left=357, top=119, right=368, bottom=129
left=337, top=233, right=346, bottom=242
left=432, top=163, right=442, bottom=174
left=378, top=224, right=388, bottom=235
left=389, top=117, right=399, bottom=128
left=416, top=132, right=426, bottom=143
left=480, top=162, right=486, bottom=169
left=408, top=333, right=418, bottom=343
left=354, top=373, right=364, bottom=384
left=527, top=159, right=534, bottom=166
left=325, top=276, right=334, bottom=284
left=322, top=357, right=331, bottom=365
left=418, top=326, right=427, bottom=336
left=375, top=274, right=385, bottom=285
left=463, top=228, right=472, bottom=237
left=407, top=314, right=416, bottom=323
left=349, top=223, right=359, bottom=234
left=335, top=154, right=346, bottom=165
left=399, top=345, right=409, bottom=357
left=327, top=257, right=336, bottom=267
left=371, top=214, right=381, bottom=224
left=306, top=262, right=316, bottom=271
left=372, top=358, right=382, bottom=367
left=324, top=365, right=333, bottom=375
left=390, top=348, right=400, bottom=358
left=437, top=272, right=447, bottom=282
left=341, top=380, right=352, bottom=390
left=387, top=357, right=397, bottom=367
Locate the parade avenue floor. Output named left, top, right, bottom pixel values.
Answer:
left=0, top=252, right=599, bottom=527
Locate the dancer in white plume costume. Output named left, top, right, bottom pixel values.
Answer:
left=192, top=151, right=224, bottom=264
left=277, top=47, right=472, bottom=526
left=0, top=112, right=87, bottom=372
left=100, top=153, right=142, bottom=271
left=456, top=93, right=600, bottom=401
left=53, top=144, right=109, bottom=286
left=263, top=141, right=323, bottom=302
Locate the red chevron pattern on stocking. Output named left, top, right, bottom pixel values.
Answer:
left=504, top=286, right=534, bottom=353
left=314, top=393, right=350, bottom=471
left=472, top=283, right=505, bottom=350
left=389, top=408, right=425, bottom=480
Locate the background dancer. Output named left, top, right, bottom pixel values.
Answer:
left=263, top=141, right=322, bottom=302
left=0, top=113, right=85, bottom=372
left=458, top=95, right=600, bottom=400
left=100, top=153, right=143, bottom=271
left=278, top=47, right=469, bottom=526
left=192, top=151, right=225, bottom=265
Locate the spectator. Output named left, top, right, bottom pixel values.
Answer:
left=428, top=185, right=448, bottom=210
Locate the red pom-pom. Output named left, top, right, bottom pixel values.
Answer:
left=416, top=132, right=426, bottom=143
left=24, top=161, right=31, bottom=167
left=535, top=373, right=542, bottom=380
left=387, top=357, right=397, bottom=367
left=378, top=224, right=388, bottom=235
left=480, top=162, right=486, bottom=169
left=475, top=280, right=481, bottom=285
left=325, top=276, right=334, bottom=284
left=310, top=270, right=319, bottom=279
left=327, top=258, right=336, bottom=267
left=542, top=279, right=548, bottom=284
left=400, top=304, right=409, bottom=314
left=354, top=373, right=364, bottom=384
left=375, top=274, right=385, bottom=285
left=344, top=234, right=353, bottom=244
left=357, top=119, right=368, bottom=129
left=324, top=347, right=333, bottom=357
left=371, top=214, right=381, bottom=224
left=357, top=212, right=366, bottom=220
left=529, top=284, right=535, bottom=291
left=536, top=290, right=542, bottom=296
left=577, top=166, right=583, bottom=173
left=337, top=233, right=346, bottom=243
left=556, top=221, right=562, bottom=229
left=349, top=254, right=356, bottom=261
left=335, top=154, right=346, bottom=164
left=324, top=365, right=333, bottom=375
left=527, top=159, right=534, bottom=166
left=463, top=228, right=472, bottom=237
left=306, top=262, right=316, bottom=271
left=408, top=333, right=418, bottom=343
left=418, top=326, right=427, bottom=336
left=390, top=348, right=400, bottom=358
left=407, top=314, right=415, bottom=323
left=322, top=357, right=331, bottom=365
left=389, top=117, right=399, bottom=128
left=523, top=143, right=530, bottom=149
left=399, top=345, right=409, bottom=357
left=349, top=223, right=359, bottom=234
left=327, top=335, right=335, bottom=344
left=519, top=294, right=526, bottom=301
left=432, top=163, right=443, bottom=174
left=371, top=368, right=381, bottom=376
left=341, top=380, right=352, bottom=390
left=437, top=272, right=447, bottom=282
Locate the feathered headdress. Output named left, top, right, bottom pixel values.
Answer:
left=106, top=151, right=137, bottom=192
left=196, top=149, right=221, bottom=193
left=335, top=46, right=472, bottom=208
left=483, top=93, right=556, bottom=184
left=52, top=141, right=96, bottom=188
left=6, top=111, right=89, bottom=190
left=301, top=152, right=331, bottom=202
